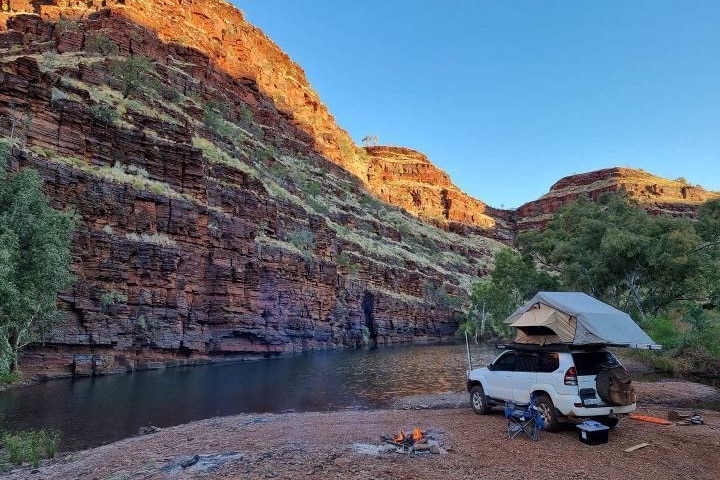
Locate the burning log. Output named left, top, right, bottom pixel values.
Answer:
left=380, top=427, right=447, bottom=455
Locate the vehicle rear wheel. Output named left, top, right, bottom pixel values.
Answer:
left=470, top=385, right=490, bottom=415
left=536, top=394, right=560, bottom=432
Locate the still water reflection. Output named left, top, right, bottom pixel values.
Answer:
left=0, top=343, right=496, bottom=451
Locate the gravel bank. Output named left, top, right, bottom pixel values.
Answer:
left=4, top=380, right=720, bottom=480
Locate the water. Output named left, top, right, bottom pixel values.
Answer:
left=0, top=343, right=497, bottom=451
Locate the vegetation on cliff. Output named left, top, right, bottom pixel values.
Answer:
left=0, top=9, right=512, bottom=377
left=0, top=140, right=75, bottom=379
left=0, top=3, right=716, bottom=377
left=463, top=193, right=720, bottom=373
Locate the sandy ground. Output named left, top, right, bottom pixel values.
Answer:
left=4, top=380, right=720, bottom=480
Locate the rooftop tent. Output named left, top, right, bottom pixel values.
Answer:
left=505, top=292, right=661, bottom=349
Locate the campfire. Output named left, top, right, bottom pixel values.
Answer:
left=387, top=427, right=425, bottom=447
left=381, top=427, right=446, bottom=454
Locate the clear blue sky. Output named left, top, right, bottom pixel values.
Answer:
left=237, top=1, right=720, bottom=208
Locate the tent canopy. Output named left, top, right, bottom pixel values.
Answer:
left=505, top=292, right=661, bottom=349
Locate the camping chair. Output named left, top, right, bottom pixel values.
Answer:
left=504, top=394, right=543, bottom=441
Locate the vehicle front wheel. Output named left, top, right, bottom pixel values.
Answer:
left=535, top=394, right=560, bottom=431
left=470, top=384, right=490, bottom=415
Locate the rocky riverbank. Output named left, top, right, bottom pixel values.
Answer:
left=3, top=379, right=720, bottom=480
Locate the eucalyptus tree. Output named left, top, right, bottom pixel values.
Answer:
left=0, top=142, right=75, bottom=376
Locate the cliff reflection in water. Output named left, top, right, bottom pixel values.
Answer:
left=0, top=343, right=497, bottom=451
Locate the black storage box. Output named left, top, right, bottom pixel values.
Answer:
left=576, top=420, right=609, bottom=445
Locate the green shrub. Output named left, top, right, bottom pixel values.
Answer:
left=99, top=290, right=127, bottom=311
left=85, top=33, right=119, bottom=56
left=348, top=263, right=360, bottom=278
left=0, top=156, right=75, bottom=374
left=643, top=315, right=682, bottom=350
left=286, top=228, right=314, bottom=255
left=336, top=252, right=351, bottom=267
left=240, top=104, right=254, bottom=124
left=268, top=160, right=288, bottom=178
left=50, top=87, right=69, bottom=105
left=0, top=370, right=20, bottom=385
left=203, top=108, right=243, bottom=144
left=2, top=429, right=61, bottom=467
left=307, top=197, right=329, bottom=216
left=300, top=179, right=322, bottom=198
left=359, top=194, right=384, bottom=216
left=89, top=103, right=119, bottom=124
left=424, top=281, right=460, bottom=310
left=336, top=252, right=360, bottom=277
left=159, top=84, right=182, bottom=103
left=0, top=140, right=8, bottom=163
left=110, top=56, right=155, bottom=98
left=55, top=17, right=79, bottom=34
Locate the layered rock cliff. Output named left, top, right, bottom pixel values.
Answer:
left=364, top=146, right=514, bottom=241
left=0, top=3, right=504, bottom=378
left=1, top=0, right=510, bottom=236
left=516, top=167, right=720, bottom=231
left=0, top=0, right=717, bottom=380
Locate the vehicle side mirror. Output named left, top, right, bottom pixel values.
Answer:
left=487, top=363, right=495, bottom=371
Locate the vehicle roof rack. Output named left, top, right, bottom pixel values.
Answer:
left=495, top=343, right=608, bottom=352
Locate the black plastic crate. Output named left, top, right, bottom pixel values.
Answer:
left=576, top=420, right=609, bottom=445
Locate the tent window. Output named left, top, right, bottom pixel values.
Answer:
left=518, top=326, right=557, bottom=336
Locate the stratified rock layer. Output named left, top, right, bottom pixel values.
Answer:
left=364, top=146, right=514, bottom=242
left=1, top=0, right=511, bottom=235
left=0, top=1, right=717, bottom=380
left=516, top=167, right=720, bottom=231
left=0, top=7, right=503, bottom=379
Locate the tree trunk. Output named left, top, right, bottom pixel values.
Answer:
left=479, top=303, right=486, bottom=340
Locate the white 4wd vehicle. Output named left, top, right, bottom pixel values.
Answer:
left=466, top=346, right=636, bottom=430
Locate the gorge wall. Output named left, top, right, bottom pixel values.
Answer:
left=0, top=0, right=717, bottom=379
left=363, top=146, right=514, bottom=241
left=0, top=4, right=503, bottom=379
left=516, top=167, right=720, bottom=231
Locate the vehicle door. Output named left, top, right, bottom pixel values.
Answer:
left=483, top=350, right=516, bottom=400
left=511, top=352, right=538, bottom=403
left=535, top=352, right=561, bottom=390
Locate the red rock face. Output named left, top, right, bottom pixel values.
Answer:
left=0, top=2, right=716, bottom=380
left=364, top=146, right=514, bottom=242
left=0, top=6, right=503, bottom=379
left=2, top=0, right=516, bottom=238
left=515, top=167, right=720, bottom=231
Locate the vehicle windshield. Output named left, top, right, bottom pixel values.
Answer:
left=571, top=351, right=619, bottom=376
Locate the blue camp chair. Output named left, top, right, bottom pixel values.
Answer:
left=504, top=394, right=544, bottom=440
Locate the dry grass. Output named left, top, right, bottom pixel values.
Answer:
left=125, top=232, right=176, bottom=246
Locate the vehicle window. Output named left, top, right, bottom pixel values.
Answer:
left=537, top=353, right=559, bottom=373
left=572, top=351, right=619, bottom=376
left=492, top=351, right=517, bottom=371
left=516, top=352, right=537, bottom=372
